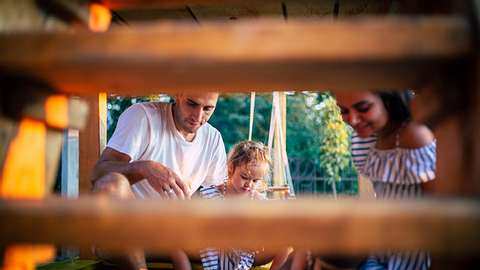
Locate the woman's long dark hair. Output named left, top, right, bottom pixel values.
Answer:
left=377, top=90, right=413, bottom=126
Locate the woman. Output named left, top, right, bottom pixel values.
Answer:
left=335, top=91, right=436, bottom=270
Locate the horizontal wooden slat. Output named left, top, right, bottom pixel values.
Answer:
left=102, top=0, right=404, bottom=15
left=103, top=0, right=265, bottom=9
left=0, top=16, right=471, bottom=95
left=188, top=0, right=283, bottom=21
left=110, top=0, right=391, bottom=23
left=1, top=197, right=479, bottom=256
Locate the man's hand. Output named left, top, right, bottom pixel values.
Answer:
left=93, top=148, right=191, bottom=199
left=130, top=160, right=191, bottom=199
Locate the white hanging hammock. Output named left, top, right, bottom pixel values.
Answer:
left=248, top=91, right=295, bottom=197
left=248, top=92, right=255, bottom=141
left=266, top=92, right=295, bottom=197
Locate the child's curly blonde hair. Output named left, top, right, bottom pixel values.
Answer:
left=227, top=140, right=271, bottom=178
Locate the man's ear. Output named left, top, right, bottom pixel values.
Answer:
left=173, top=93, right=184, bottom=104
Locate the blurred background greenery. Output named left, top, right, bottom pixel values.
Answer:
left=107, top=92, right=358, bottom=196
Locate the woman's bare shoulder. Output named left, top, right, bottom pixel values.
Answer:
left=399, top=122, right=435, bottom=149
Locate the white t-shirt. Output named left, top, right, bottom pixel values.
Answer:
left=107, top=102, right=227, bottom=197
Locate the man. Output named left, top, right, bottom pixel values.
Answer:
left=92, top=92, right=227, bottom=269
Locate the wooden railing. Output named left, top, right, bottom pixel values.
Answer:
left=0, top=16, right=471, bottom=94
left=1, top=197, right=480, bottom=256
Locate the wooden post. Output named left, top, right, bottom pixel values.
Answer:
left=473, top=65, right=480, bottom=194
left=429, top=0, right=480, bottom=196
left=471, top=0, right=480, bottom=194
left=78, top=93, right=107, bottom=194
left=77, top=93, right=106, bottom=259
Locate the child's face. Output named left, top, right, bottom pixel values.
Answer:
left=229, top=162, right=268, bottom=195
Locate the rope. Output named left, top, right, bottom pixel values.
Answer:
left=248, top=92, right=255, bottom=141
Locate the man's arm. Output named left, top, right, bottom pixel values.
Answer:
left=92, top=147, right=137, bottom=183
left=92, top=147, right=190, bottom=199
left=202, top=134, right=228, bottom=186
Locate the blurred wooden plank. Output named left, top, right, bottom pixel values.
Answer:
left=104, top=0, right=467, bottom=20
left=338, top=0, right=392, bottom=16
left=0, top=16, right=470, bottom=94
left=0, top=197, right=479, bottom=255
left=78, top=94, right=106, bottom=194
left=104, top=0, right=390, bottom=13
left=394, top=0, right=468, bottom=15
left=189, top=0, right=283, bottom=21
left=471, top=0, right=480, bottom=196
left=109, top=0, right=393, bottom=22
left=285, top=0, right=336, bottom=18
left=114, top=8, right=193, bottom=23
left=0, top=0, right=80, bottom=33
left=432, top=117, right=468, bottom=194
left=472, top=65, right=480, bottom=193
left=104, top=0, right=239, bottom=9
left=0, top=0, right=45, bottom=32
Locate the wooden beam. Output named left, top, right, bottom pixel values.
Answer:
left=113, top=8, right=193, bottom=23
left=0, top=16, right=471, bottom=94
left=189, top=1, right=283, bottom=21
left=78, top=94, right=106, bottom=194
left=0, top=197, right=479, bottom=255
left=338, top=0, right=392, bottom=16
left=103, top=0, right=393, bottom=14
left=284, top=0, right=336, bottom=18
left=103, top=0, right=242, bottom=9
left=111, top=0, right=390, bottom=22
left=432, top=117, right=468, bottom=194
left=470, top=0, right=480, bottom=196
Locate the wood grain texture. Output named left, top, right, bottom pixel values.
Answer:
left=103, top=0, right=392, bottom=14
left=115, top=8, right=193, bottom=23
left=338, top=0, right=392, bottom=16
left=189, top=0, right=283, bottom=21
left=78, top=95, right=105, bottom=194
left=0, top=16, right=470, bottom=95
left=284, top=0, right=336, bottom=18
left=0, top=197, right=479, bottom=255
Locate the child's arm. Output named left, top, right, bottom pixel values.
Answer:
left=170, top=249, right=191, bottom=270
left=269, top=247, right=293, bottom=270
left=253, top=250, right=275, bottom=266
left=289, top=250, right=310, bottom=270
left=252, top=247, right=293, bottom=269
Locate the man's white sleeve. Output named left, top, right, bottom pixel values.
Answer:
left=107, top=104, right=150, bottom=161
left=204, top=134, right=227, bottom=186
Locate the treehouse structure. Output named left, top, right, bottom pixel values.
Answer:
left=0, top=0, right=479, bottom=269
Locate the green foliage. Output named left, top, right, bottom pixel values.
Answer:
left=209, top=94, right=271, bottom=152
left=286, top=92, right=323, bottom=160
left=106, top=92, right=357, bottom=195
left=316, top=93, right=352, bottom=184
